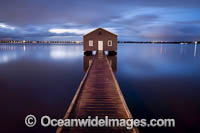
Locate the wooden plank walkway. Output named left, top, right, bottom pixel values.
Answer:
left=57, top=51, right=137, bottom=133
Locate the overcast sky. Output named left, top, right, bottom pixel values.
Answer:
left=0, top=0, right=200, bottom=41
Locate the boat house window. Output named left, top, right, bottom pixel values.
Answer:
left=89, top=40, right=93, bottom=46
left=108, top=40, right=112, bottom=46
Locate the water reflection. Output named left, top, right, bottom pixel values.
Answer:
left=0, top=44, right=200, bottom=133
left=0, top=44, right=84, bottom=133
left=107, top=55, right=117, bottom=72
left=0, top=45, right=18, bottom=63
left=50, top=46, right=82, bottom=59
left=83, top=55, right=93, bottom=72
left=0, top=52, right=18, bottom=63
left=83, top=54, right=117, bottom=72
left=116, top=43, right=200, bottom=133
left=160, top=44, right=163, bottom=55
left=194, top=44, right=197, bottom=57
left=0, top=45, right=83, bottom=64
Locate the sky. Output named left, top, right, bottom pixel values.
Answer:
left=0, top=0, right=200, bottom=41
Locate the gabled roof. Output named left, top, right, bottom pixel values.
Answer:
left=83, top=28, right=118, bottom=37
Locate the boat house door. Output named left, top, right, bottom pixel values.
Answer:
left=98, top=41, right=103, bottom=51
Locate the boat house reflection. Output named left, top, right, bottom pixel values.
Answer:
left=83, top=54, right=117, bottom=72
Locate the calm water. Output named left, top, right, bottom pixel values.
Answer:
left=0, top=44, right=199, bottom=133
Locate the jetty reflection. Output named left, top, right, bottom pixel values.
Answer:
left=83, top=53, right=117, bottom=72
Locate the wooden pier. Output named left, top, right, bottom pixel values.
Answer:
left=57, top=51, right=137, bottom=133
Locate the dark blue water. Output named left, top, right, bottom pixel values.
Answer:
left=116, top=44, right=200, bottom=133
left=0, top=44, right=199, bottom=133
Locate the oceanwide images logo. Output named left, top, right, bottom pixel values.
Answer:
left=25, top=114, right=175, bottom=129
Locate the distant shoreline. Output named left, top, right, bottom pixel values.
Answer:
left=0, top=41, right=199, bottom=44
left=118, top=41, right=199, bottom=44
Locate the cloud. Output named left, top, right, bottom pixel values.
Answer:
left=48, top=28, right=95, bottom=35
left=1, top=0, right=198, bottom=26
left=0, top=0, right=200, bottom=41
left=0, top=23, right=16, bottom=30
left=137, top=24, right=200, bottom=41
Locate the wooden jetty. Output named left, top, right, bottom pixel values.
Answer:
left=57, top=51, right=137, bottom=133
